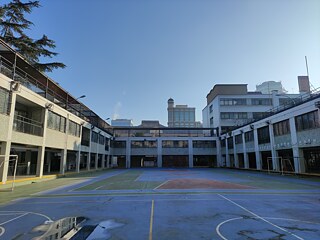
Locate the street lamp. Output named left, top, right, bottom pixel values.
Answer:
left=76, top=95, right=86, bottom=100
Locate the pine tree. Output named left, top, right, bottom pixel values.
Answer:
left=0, top=0, right=66, bottom=72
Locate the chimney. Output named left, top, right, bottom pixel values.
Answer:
left=298, top=76, right=310, bottom=94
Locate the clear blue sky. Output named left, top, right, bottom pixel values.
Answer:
left=13, top=0, right=320, bottom=125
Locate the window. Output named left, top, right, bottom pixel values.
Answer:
left=131, top=140, right=157, bottom=148
left=209, top=105, right=213, bottom=113
left=112, top=141, right=126, bottom=148
left=0, top=87, right=10, bottom=115
left=98, top=134, right=105, bottom=145
left=235, top=134, right=243, bottom=144
left=257, top=126, right=270, bottom=144
left=91, top=131, right=98, bottom=143
left=47, top=111, right=66, bottom=132
left=227, top=137, right=234, bottom=149
left=220, top=98, right=246, bottom=106
left=220, top=139, right=226, bottom=147
left=81, top=127, right=90, bottom=146
left=221, top=112, right=248, bottom=119
left=273, top=120, right=290, bottom=136
left=68, top=120, right=80, bottom=137
left=193, top=140, right=216, bottom=148
left=251, top=98, right=272, bottom=105
left=295, top=111, right=320, bottom=131
left=105, top=138, right=110, bottom=151
left=245, top=131, right=254, bottom=142
left=252, top=112, right=270, bottom=120
left=162, top=140, right=188, bottom=148
left=209, top=117, right=213, bottom=126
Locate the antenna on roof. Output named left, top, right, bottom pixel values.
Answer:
left=305, top=56, right=316, bottom=91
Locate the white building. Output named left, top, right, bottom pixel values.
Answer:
left=111, top=119, right=133, bottom=127
left=167, top=98, right=200, bottom=127
left=219, top=90, right=320, bottom=174
left=202, top=84, right=300, bottom=135
left=256, top=81, right=286, bottom=94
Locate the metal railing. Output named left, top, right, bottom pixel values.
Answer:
left=13, top=114, right=43, bottom=136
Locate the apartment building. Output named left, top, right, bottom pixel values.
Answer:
left=202, top=84, right=300, bottom=134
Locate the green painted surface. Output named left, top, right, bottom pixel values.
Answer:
left=0, top=170, right=112, bottom=205
left=77, top=170, right=164, bottom=190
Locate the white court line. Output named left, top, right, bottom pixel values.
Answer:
left=0, top=213, right=28, bottom=226
left=217, top=194, right=304, bottom=240
left=153, top=180, right=170, bottom=190
left=0, top=226, right=5, bottom=237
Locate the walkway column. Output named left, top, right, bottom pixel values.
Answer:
left=289, top=117, right=304, bottom=173
left=26, top=150, right=32, bottom=175
left=233, top=135, right=239, bottom=168
left=268, top=123, right=279, bottom=171
left=126, top=139, right=131, bottom=168
left=36, top=108, right=48, bottom=177
left=0, top=92, right=16, bottom=183
left=242, top=132, right=249, bottom=169
left=60, top=149, right=67, bottom=174
left=76, top=151, right=80, bottom=173
left=157, top=139, right=162, bottom=167
left=253, top=127, right=261, bottom=170
left=95, top=153, right=98, bottom=170
left=225, top=138, right=229, bottom=167
left=188, top=139, right=193, bottom=168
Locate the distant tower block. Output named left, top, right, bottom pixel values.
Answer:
left=298, top=76, right=310, bottom=94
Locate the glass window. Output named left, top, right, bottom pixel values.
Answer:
left=235, top=134, right=243, bottom=144
left=245, top=131, right=254, bottom=142
left=0, top=87, right=10, bottom=115
left=162, top=140, right=188, bottom=148
left=295, top=111, right=320, bottom=131
left=273, top=120, right=290, bottom=136
left=112, top=141, right=126, bottom=148
left=47, top=111, right=66, bottom=133
left=68, top=120, right=80, bottom=137
left=252, top=98, right=272, bottom=105
left=91, top=131, right=98, bottom=143
left=193, top=140, right=216, bottom=148
left=81, top=127, right=90, bottom=146
left=257, top=126, right=270, bottom=144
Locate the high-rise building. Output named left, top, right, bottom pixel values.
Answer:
left=167, top=98, right=199, bottom=127
left=256, top=81, right=286, bottom=94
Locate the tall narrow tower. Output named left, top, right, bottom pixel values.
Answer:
left=167, top=98, right=174, bottom=127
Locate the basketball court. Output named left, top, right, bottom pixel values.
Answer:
left=0, top=168, right=319, bottom=239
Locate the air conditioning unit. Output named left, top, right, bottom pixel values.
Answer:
left=10, top=81, right=21, bottom=92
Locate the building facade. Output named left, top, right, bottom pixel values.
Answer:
left=202, top=84, right=300, bottom=134
left=167, top=98, right=200, bottom=127
left=219, top=90, right=320, bottom=174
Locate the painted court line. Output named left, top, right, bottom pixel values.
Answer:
left=149, top=200, right=154, bottom=240
left=217, top=194, right=304, bottom=240
left=154, top=180, right=169, bottom=190
left=0, top=213, right=28, bottom=226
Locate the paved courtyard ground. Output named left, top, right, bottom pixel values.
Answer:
left=0, top=168, right=320, bottom=239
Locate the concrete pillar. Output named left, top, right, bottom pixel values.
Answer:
left=102, top=154, right=106, bottom=169
left=157, top=139, right=162, bottom=167
left=216, top=138, right=222, bottom=167
left=60, top=149, right=67, bottom=174
left=47, top=152, right=51, bottom=173
left=289, top=117, right=304, bottom=173
left=242, top=132, right=249, bottom=169
left=76, top=151, right=80, bottom=173
left=233, top=135, right=239, bottom=168
left=26, top=150, right=32, bottom=175
left=36, top=108, right=48, bottom=177
left=188, top=139, right=193, bottom=168
left=253, top=128, right=261, bottom=169
left=0, top=142, right=11, bottom=183
left=95, top=153, right=98, bottom=170
left=225, top=138, right=230, bottom=167
left=126, top=139, right=131, bottom=168
left=36, top=146, right=45, bottom=177
left=0, top=92, right=16, bottom=183
left=268, top=123, right=279, bottom=171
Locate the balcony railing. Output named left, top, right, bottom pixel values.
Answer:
left=13, top=114, right=43, bottom=136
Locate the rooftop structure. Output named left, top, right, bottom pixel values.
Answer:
left=167, top=98, right=198, bottom=128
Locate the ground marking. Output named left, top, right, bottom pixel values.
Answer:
left=149, top=200, right=154, bottom=240
left=217, top=194, right=304, bottom=240
left=0, top=226, right=5, bottom=237
left=153, top=180, right=169, bottom=190
left=0, top=213, right=28, bottom=226
left=216, top=216, right=320, bottom=240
